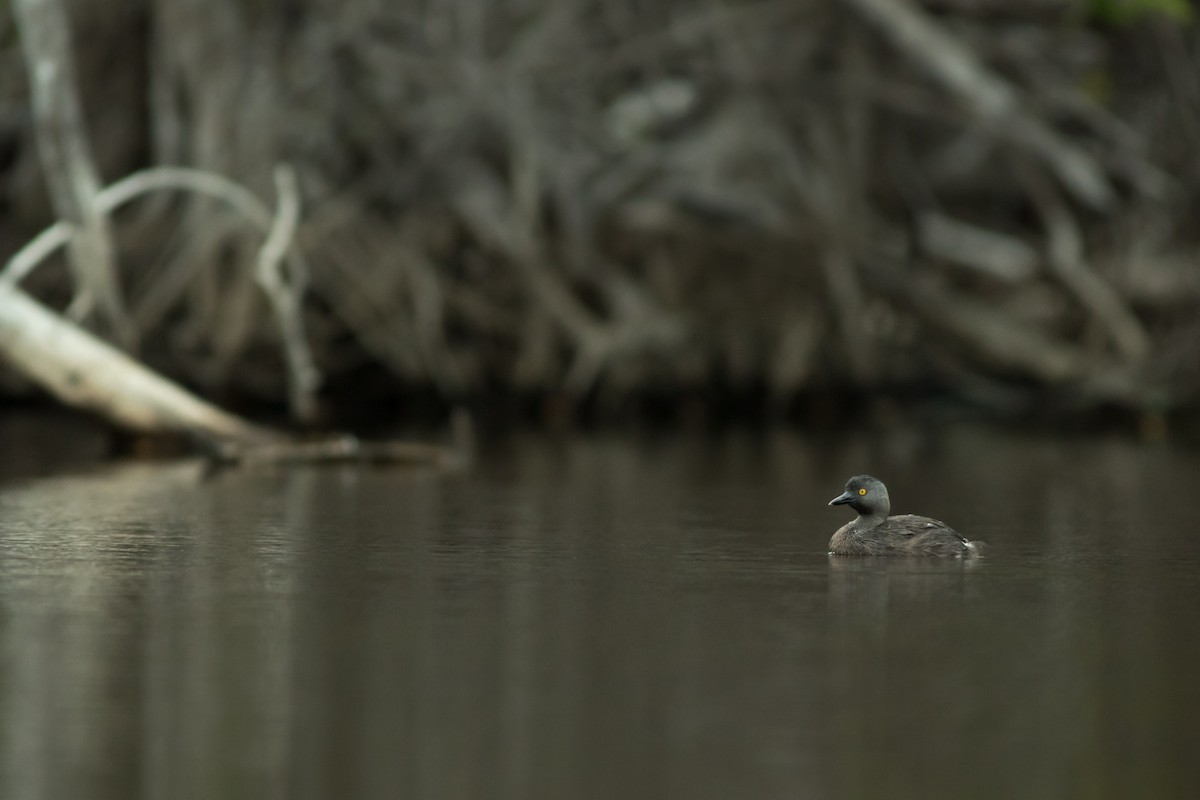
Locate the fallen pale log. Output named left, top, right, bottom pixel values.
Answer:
left=0, top=281, right=464, bottom=466
left=0, top=281, right=281, bottom=444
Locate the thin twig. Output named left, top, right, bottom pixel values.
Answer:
left=255, top=165, right=320, bottom=422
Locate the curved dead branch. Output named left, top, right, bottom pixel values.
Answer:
left=2, top=165, right=322, bottom=421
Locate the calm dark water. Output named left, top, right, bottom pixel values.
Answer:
left=1, top=427, right=1199, bottom=799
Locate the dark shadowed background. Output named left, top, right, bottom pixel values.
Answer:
left=2, top=2, right=1200, bottom=799
left=2, top=0, right=1199, bottom=431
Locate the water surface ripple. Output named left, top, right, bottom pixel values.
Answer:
left=1, top=429, right=1197, bottom=799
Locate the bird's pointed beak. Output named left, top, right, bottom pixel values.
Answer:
left=829, top=490, right=854, bottom=506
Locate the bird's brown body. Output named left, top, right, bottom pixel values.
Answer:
left=827, top=475, right=980, bottom=557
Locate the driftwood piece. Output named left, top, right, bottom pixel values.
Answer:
left=0, top=281, right=461, bottom=467
left=205, top=411, right=472, bottom=469
left=207, top=437, right=459, bottom=467
left=0, top=282, right=280, bottom=443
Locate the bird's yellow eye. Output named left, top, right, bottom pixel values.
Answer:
left=858, top=488, right=867, bottom=496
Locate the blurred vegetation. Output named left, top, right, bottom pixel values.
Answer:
left=1, top=0, right=1199, bottom=427
left=1089, top=0, right=1193, bottom=25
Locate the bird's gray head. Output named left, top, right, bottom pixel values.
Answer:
left=828, top=474, right=891, bottom=518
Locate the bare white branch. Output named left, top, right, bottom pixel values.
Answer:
left=255, top=165, right=320, bottom=422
